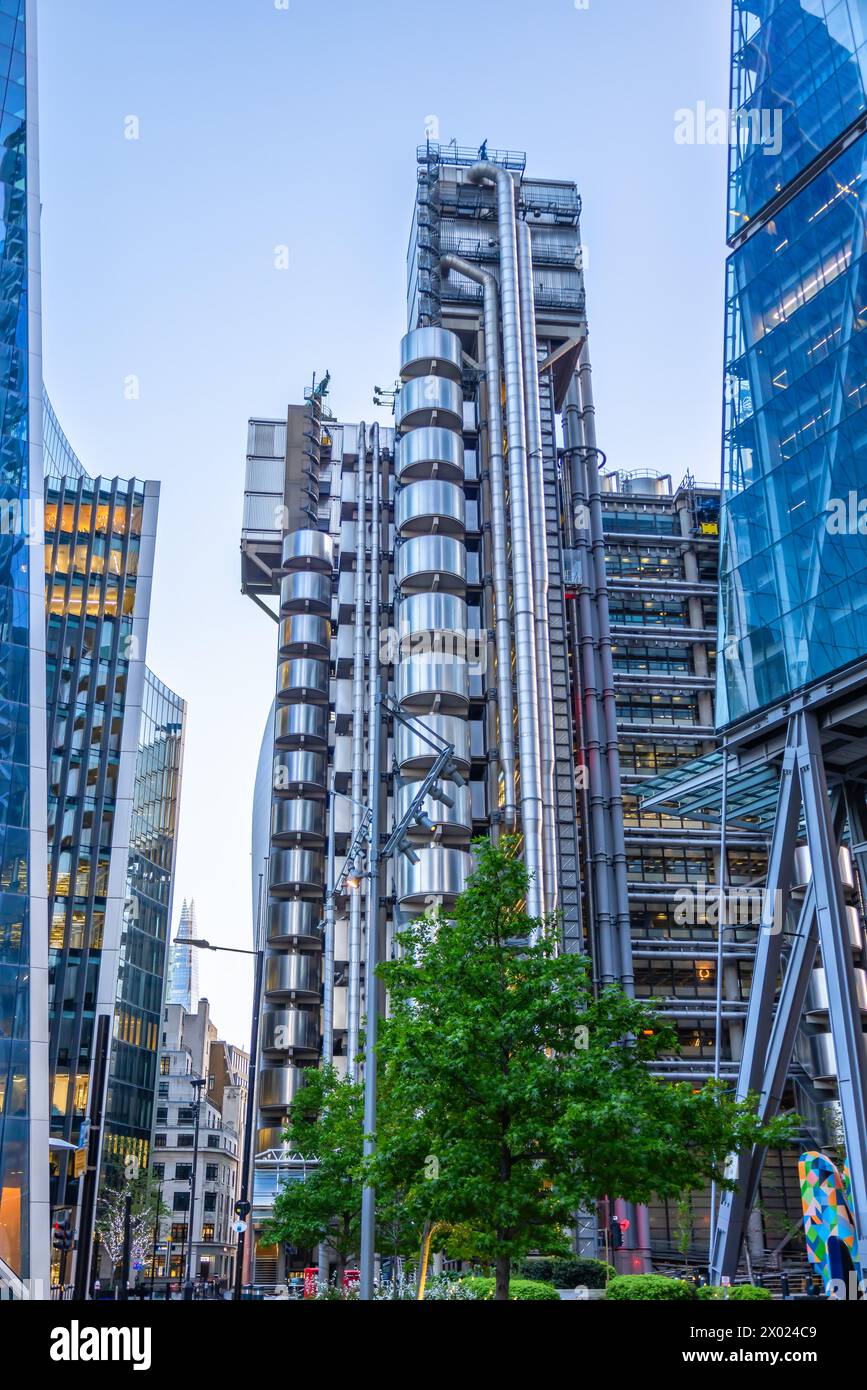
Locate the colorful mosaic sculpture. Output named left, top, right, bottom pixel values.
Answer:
left=799, top=1150, right=861, bottom=1293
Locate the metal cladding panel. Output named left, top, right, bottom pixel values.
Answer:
left=282, top=529, right=334, bottom=572
left=259, top=1063, right=311, bottom=1111
left=273, top=703, right=329, bottom=749
left=269, top=849, right=326, bottom=896
left=264, top=953, right=323, bottom=1001
left=246, top=457, right=286, bottom=493
left=807, top=968, right=867, bottom=1017
left=395, top=425, right=465, bottom=483
left=280, top=570, right=332, bottom=615
left=396, top=377, right=463, bottom=432
left=396, top=655, right=470, bottom=713
left=243, top=493, right=282, bottom=533
left=267, top=899, right=324, bottom=948
left=395, top=713, right=471, bottom=774
left=275, top=658, right=330, bottom=705
left=272, top=750, right=328, bottom=795
left=395, top=846, right=472, bottom=907
left=395, top=535, right=467, bottom=592
left=270, top=797, right=327, bottom=844
left=396, top=479, right=466, bottom=536
left=400, top=327, right=463, bottom=381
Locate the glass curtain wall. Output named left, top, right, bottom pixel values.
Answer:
left=0, top=0, right=40, bottom=1285
left=719, top=0, right=867, bottom=725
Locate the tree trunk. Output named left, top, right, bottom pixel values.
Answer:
left=494, top=1250, right=510, bottom=1301
left=335, top=1212, right=349, bottom=1288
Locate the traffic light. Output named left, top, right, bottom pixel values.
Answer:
left=53, top=1210, right=74, bottom=1252
left=234, top=1200, right=251, bottom=1218
left=609, top=1217, right=630, bottom=1250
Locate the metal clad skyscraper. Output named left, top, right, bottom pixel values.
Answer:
left=241, top=143, right=596, bottom=1282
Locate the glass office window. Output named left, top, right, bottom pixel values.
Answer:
left=729, top=0, right=867, bottom=237
left=719, top=132, right=867, bottom=723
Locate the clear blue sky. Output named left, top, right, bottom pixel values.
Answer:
left=37, top=0, right=731, bottom=1047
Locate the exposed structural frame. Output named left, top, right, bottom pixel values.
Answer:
left=711, top=707, right=867, bottom=1282
left=561, top=349, right=633, bottom=989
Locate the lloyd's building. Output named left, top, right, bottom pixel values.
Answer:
left=645, top=0, right=867, bottom=1283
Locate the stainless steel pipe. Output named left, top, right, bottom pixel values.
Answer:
left=575, top=347, right=634, bottom=994
left=347, top=421, right=367, bottom=1075
left=516, top=219, right=558, bottom=918
left=563, top=378, right=617, bottom=985
left=467, top=162, right=544, bottom=917
left=439, top=252, right=516, bottom=829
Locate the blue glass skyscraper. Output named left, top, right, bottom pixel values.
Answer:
left=165, top=898, right=199, bottom=1014
left=710, top=0, right=867, bottom=1281
left=0, top=0, right=48, bottom=1295
left=719, top=0, right=867, bottom=724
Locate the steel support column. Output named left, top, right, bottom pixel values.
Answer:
left=798, top=711, right=867, bottom=1253
left=711, top=709, right=867, bottom=1282
left=710, top=721, right=801, bottom=1282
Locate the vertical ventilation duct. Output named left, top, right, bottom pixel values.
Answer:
left=347, top=422, right=367, bottom=1077
left=466, top=162, right=544, bottom=918
left=516, top=219, right=559, bottom=918
left=439, top=254, right=516, bottom=829
left=364, top=421, right=383, bottom=1031
left=576, top=343, right=634, bottom=995
left=563, top=378, right=618, bottom=984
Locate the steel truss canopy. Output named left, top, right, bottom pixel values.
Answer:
left=639, top=667, right=867, bottom=834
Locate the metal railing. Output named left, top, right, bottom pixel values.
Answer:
left=417, top=142, right=527, bottom=172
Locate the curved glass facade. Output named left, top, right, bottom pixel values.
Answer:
left=103, top=669, right=185, bottom=1186
left=729, top=0, right=867, bottom=238
left=719, top=1, right=867, bottom=726
left=42, top=390, right=87, bottom=484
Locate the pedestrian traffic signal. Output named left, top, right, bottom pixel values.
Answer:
left=610, top=1217, right=629, bottom=1250
left=53, top=1211, right=74, bottom=1251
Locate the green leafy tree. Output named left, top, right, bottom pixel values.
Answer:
left=371, top=838, right=798, bottom=1301
left=263, top=1064, right=418, bottom=1283
left=263, top=1065, right=363, bottom=1282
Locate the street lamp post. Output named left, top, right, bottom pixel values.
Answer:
left=182, top=933, right=264, bottom=1300
left=358, top=697, right=460, bottom=1300
left=185, top=1077, right=207, bottom=1292
left=150, top=1179, right=162, bottom=1299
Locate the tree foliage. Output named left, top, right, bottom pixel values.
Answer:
left=262, top=1065, right=364, bottom=1278
left=263, top=1064, right=419, bottom=1278
left=370, top=838, right=798, bottom=1300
